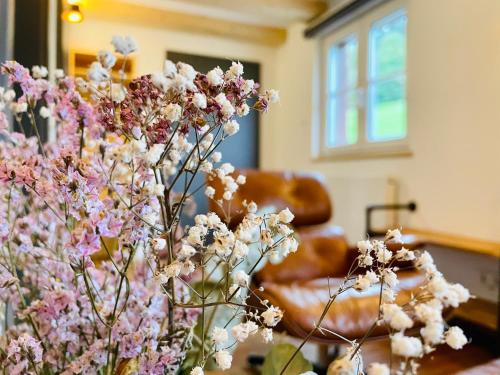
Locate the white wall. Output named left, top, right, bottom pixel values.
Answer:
left=263, top=0, right=500, bottom=243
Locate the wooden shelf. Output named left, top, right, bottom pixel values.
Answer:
left=403, top=227, right=500, bottom=258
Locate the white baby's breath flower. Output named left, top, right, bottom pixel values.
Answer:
left=207, top=67, right=224, bottom=86
left=219, top=162, right=235, bottom=175
left=163, top=103, right=182, bottom=122
left=151, top=238, right=166, bottom=250
left=97, top=50, right=116, bottom=69
left=226, top=61, right=244, bottom=79
left=448, top=283, right=471, bottom=307
left=164, top=261, right=182, bottom=279
left=131, top=126, right=142, bottom=139
left=381, top=304, right=413, bottom=331
left=145, top=143, right=165, bottom=165
left=131, top=138, right=147, bottom=153
left=233, top=240, right=249, bottom=259
left=88, top=61, right=109, bottom=82
left=111, top=35, right=137, bottom=55
left=152, top=72, right=170, bottom=92
left=12, top=102, right=28, bottom=113
left=211, top=151, right=222, bottom=163
left=223, top=120, right=239, bottom=136
left=221, top=101, right=234, bottom=119
left=211, top=326, right=228, bottom=345
left=261, top=306, right=282, bottom=327
left=241, top=79, right=255, bottom=95
left=231, top=323, right=250, bottom=343
left=327, top=347, right=363, bottom=375
left=163, top=60, right=177, bottom=76
left=381, top=287, right=396, bottom=303
left=359, top=254, right=373, bottom=267
left=215, top=93, right=234, bottom=118
left=236, top=175, right=246, bottom=184
left=391, top=332, right=423, bottom=358
left=205, top=213, right=221, bottom=229
left=265, top=89, right=280, bottom=104
left=354, top=270, right=378, bottom=291
left=187, top=226, right=204, bottom=246
left=3, top=89, right=16, bottom=102
left=414, top=299, right=443, bottom=324
left=55, top=69, right=65, bottom=78
left=214, top=350, right=232, bottom=370
left=445, top=326, right=467, bottom=350
left=415, top=251, right=437, bottom=273
left=246, top=201, right=257, bottom=213
left=367, top=363, right=390, bottom=375
left=244, top=321, right=258, bottom=335
left=354, top=274, right=371, bottom=291
left=278, top=208, right=294, bottom=224
left=385, top=228, right=402, bottom=243
left=374, top=241, right=392, bottom=264
left=181, top=260, right=195, bottom=276
left=194, top=214, right=208, bottom=226
left=287, top=237, right=299, bottom=253
left=382, top=269, right=399, bottom=289
left=190, top=367, right=204, bottom=375
left=152, top=183, right=165, bottom=196
left=234, top=270, right=249, bottom=287
left=178, top=243, right=196, bottom=260
left=200, top=161, right=213, bottom=173
left=421, top=321, right=444, bottom=345
left=32, top=65, right=48, bottom=78
left=178, top=62, right=196, bottom=81
left=193, top=93, right=207, bottom=109
left=357, top=240, right=373, bottom=255
left=39, top=106, right=51, bottom=119
left=111, top=83, right=126, bottom=103
left=237, top=103, right=250, bottom=116
left=396, top=247, right=415, bottom=261
left=261, top=328, right=273, bottom=343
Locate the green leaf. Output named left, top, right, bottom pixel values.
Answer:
left=262, top=343, right=313, bottom=375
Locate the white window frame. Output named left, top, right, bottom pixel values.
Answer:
left=316, top=0, right=411, bottom=160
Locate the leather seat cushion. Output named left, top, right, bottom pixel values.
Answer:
left=257, top=270, right=426, bottom=342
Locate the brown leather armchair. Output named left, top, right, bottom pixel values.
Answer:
left=208, top=170, right=425, bottom=343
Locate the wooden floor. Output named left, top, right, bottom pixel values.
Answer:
left=208, top=327, right=498, bottom=374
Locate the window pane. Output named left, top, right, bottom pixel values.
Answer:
left=369, top=11, right=407, bottom=79
left=368, top=78, right=406, bottom=141
left=328, top=36, right=358, bottom=92
left=326, top=35, right=358, bottom=148
left=327, top=90, right=358, bottom=147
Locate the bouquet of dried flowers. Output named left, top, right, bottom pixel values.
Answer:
left=0, top=35, right=285, bottom=374
left=0, top=36, right=469, bottom=375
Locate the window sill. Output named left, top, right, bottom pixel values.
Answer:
left=314, top=143, right=413, bottom=161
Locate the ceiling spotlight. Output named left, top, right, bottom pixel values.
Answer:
left=63, top=4, right=84, bottom=23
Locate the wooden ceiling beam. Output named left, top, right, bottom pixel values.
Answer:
left=84, top=0, right=287, bottom=46
left=176, top=0, right=328, bottom=23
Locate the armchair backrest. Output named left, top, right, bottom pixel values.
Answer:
left=207, top=169, right=333, bottom=228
